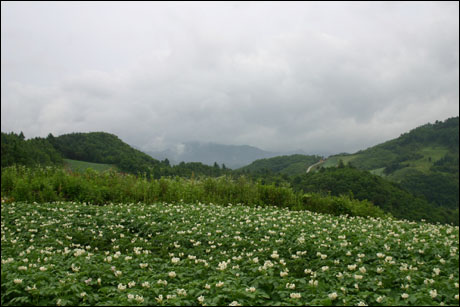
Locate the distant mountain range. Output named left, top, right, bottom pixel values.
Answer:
left=146, top=142, right=320, bottom=169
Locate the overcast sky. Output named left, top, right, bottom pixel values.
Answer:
left=2, top=2, right=459, bottom=154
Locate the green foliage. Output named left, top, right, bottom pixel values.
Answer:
left=238, top=154, right=322, bottom=176
left=1, top=165, right=387, bottom=220
left=1, top=132, right=63, bottom=167
left=399, top=171, right=458, bottom=209
left=322, top=117, right=459, bottom=212
left=2, top=131, right=230, bottom=179
left=1, top=201, right=458, bottom=306
left=291, top=166, right=457, bottom=225
left=300, top=193, right=388, bottom=218
left=49, top=132, right=161, bottom=175
left=64, top=159, right=116, bottom=173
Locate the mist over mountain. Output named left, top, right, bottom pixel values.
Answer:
left=146, top=142, right=276, bottom=169
left=146, top=142, right=329, bottom=169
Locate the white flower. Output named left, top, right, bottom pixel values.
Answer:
left=280, top=271, right=289, bottom=277
left=359, top=266, right=366, bottom=274
left=322, top=266, right=329, bottom=272
left=430, top=289, right=437, bottom=298
left=433, top=268, right=441, bottom=276
left=216, top=281, right=224, bottom=287
left=135, top=295, right=144, bottom=303
left=139, top=263, right=148, bottom=268
left=286, top=283, right=296, bottom=289
left=290, top=293, right=301, bottom=299
left=376, top=296, right=384, bottom=303
left=142, top=281, right=150, bottom=288
left=229, top=301, right=241, bottom=306
left=13, top=279, right=23, bottom=284
left=328, top=292, right=338, bottom=300
left=171, top=257, right=180, bottom=264
left=217, top=261, right=227, bottom=271
left=18, top=266, right=27, bottom=271
left=118, top=283, right=126, bottom=291
left=177, top=288, right=187, bottom=296
left=80, top=292, right=87, bottom=298
left=198, top=295, right=205, bottom=303
left=155, top=295, right=163, bottom=303
left=401, top=293, right=409, bottom=299
left=71, top=263, right=80, bottom=272
left=128, top=281, right=136, bottom=288
left=348, top=264, right=357, bottom=271
left=39, top=266, right=47, bottom=271
left=169, top=271, right=177, bottom=278
left=246, top=287, right=256, bottom=292
left=157, top=279, right=168, bottom=286
left=354, top=274, right=363, bottom=280
left=204, top=283, right=211, bottom=289
left=127, top=294, right=134, bottom=300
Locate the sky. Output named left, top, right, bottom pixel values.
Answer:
left=1, top=1, right=459, bottom=155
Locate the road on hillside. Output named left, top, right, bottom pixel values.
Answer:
left=306, top=159, right=326, bottom=173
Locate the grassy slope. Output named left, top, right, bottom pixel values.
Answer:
left=64, top=158, right=116, bottom=172
left=325, top=145, right=450, bottom=182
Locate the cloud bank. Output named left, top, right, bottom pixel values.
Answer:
left=2, top=2, right=459, bottom=154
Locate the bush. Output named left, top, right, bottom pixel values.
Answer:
left=2, top=165, right=393, bottom=221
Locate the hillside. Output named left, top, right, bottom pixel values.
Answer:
left=238, top=154, right=323, bottom=176
left=47, top=132, right=162, bottom=175
left=323, top=117, right=459, bottom=208
left=291, top=166, right=458, bottom=225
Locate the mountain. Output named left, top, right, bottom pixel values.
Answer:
left=146, top=142, right=280, bottom=169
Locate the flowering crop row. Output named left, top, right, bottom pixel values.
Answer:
left=1, top=201, right=459, bottom=306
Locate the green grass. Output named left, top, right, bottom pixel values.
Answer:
left=324, top=146, right=450, bottom=179
left=369, top=168, right=386, bottom=176
left=320, top=155, right=356, bottom=169
left=64, top=159, right=116, bottom=173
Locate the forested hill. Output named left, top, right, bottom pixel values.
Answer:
left=335, top=116, right=459, bottom=173
left=324, top=116, right=459, bottom=209
left=1, top=132, right=63, bottom=168
left=237, top=154, right=323, bottom=176
left=291, top=165, right=458, bottom=225
left=48, top=132, right=161, bottom=174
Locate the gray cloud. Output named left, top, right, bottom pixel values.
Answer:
left=2, top=2, right=459, bottom=154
